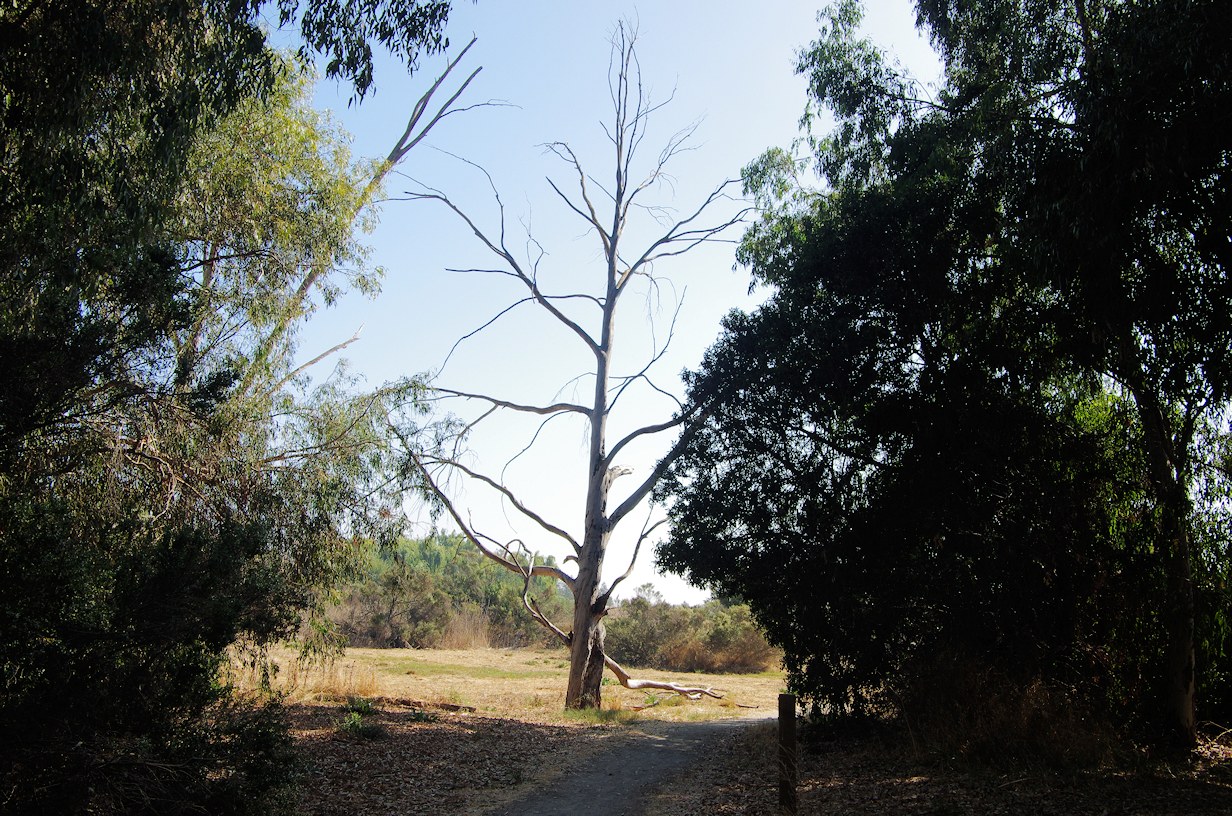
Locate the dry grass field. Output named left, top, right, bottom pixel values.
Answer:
left=238, top=644, right=784, bottom=725
left=225, top=646, right=784, bottom=814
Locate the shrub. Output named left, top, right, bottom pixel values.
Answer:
left=889, top=650, right=1119, bottom=769
left=605, top=588, right=780, bottom=674
left=335, top=711, right=388, bottom=741
left=327, top=534, right=572, bottom=650
left=344, top=696, right=378, bottom=716
left=0, top=502, right=304, bottom=815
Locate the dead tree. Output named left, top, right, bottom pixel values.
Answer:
left=400, top=24, right=747, bottom=709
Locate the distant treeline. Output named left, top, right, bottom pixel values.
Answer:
left=605, top=586, right=780, bottom=674
left=329, top=534, right=573, bottom=649
left=330, top=535, right=779, bottom=674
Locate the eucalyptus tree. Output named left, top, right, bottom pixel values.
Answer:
left=401, top=24, right=747, bottom=709
left=162, top=48, right=484, bottom=635
left=659, top=0, right=1232, bottom=749
left=0, top=0, right=454, bottom=462
left=0, top=1, right=473, bottom=806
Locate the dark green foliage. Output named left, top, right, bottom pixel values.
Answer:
left=0, top=487, right=303, bottom=814
left=330, top=534, right=574, bottom=649
left=335, top=710, right=388, bottom=741
left=604, top=586, right=779, bottom=674
left=1193, top=440, right=1232, bottom=720
left=293, top=0, right=452, bottom=98
left=660, top=282, right=1145, bottom=722
left=659, top=0, right=1232, bottom=754
left=0, top=0, right=453, bottom=462
left=0, top=1, right=453, bottom=811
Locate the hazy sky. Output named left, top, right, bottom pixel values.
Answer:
left=296, top=1, right=941, bottom=604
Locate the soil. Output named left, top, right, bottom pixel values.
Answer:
left=643, top=721, right=1232, bottom=815
left=290, top=700, right=772, bottom=816
left=290, top=701, right=1232, bottom=815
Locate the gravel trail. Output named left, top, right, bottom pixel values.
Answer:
left=484, top=715, right=773, bottom=816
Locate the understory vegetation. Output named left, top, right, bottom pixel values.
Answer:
left=0, top=2, right=453, bottom=812
left=326, top=538, right=780, bottom=676
left=328, top=533, right=573, bottom=649
left=604, top=586, right=780, bottom=674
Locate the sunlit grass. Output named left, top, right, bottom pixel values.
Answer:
left=228, top=644, right=784, bottom=726
left=363, top=653, right=558, bottom=680
left=561, top=707, right=641, bottom=725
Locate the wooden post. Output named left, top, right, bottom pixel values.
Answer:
left=778, top=692, right=798, bottom=815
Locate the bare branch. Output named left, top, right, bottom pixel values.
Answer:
left=606, top=404, right=709, bottom=528
left=430, top=282, right=600, bottom=374
left=380, top=39, right=494, bottom=171
left=610, top=371, right=685, bottom=417
left=619, top=179, right=749, bottom=291
left=513, top=547, right=574, bottom=646
left=431, top=386, right=589, bottom=417
left=604, top=654, right=723, bottom=700
left=264, top=326, right=363, bottom=397
left=596, top=515, right=665, bottom=609
left=543, top=142, right=612, bottom=254
left=402, top=175, right=600, bottom=355
left=620, top=119, right=699, bottom=227
left=607, top=293, right=685, bottom=413
left=421, top=454, right=581, bottom=553
left=408, top=451, right=577, bottom=586
left=437, top=295, right=536, bottom=372
left=500, top=409, right=578, bottom=483
left=603, top=403, right=698, bottom=471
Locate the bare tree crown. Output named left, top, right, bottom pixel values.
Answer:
left=397, top=22, right=749, bottom=707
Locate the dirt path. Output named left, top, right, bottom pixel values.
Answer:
left=481, top=715, right=774, bottom=816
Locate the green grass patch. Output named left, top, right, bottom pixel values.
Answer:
left=335, top=711, right=388, bottom=740
left=561, top=708, right=640, bottom=725
left=368, top=655, right=556, bottom=680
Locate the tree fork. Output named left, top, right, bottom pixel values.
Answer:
left=399, top=22, right=746, bottom=712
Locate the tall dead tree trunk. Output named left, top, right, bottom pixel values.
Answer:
left=399, top=23, right=746, bottom=709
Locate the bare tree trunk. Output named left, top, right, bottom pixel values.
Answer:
left=1163, top=513, right=1196, bottom=746
left=398, top=23, right=746, bottom=711
left=1132, top=379, right=1197, bottom=747
left=567, top=475, right=610, bottom=708
left=566, top=602, right=607, bottom=708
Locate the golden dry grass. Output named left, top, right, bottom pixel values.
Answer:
left=230, top=645, right=784, bottom=725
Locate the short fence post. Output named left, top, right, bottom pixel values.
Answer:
left=778, top=692, right=798, bottom=815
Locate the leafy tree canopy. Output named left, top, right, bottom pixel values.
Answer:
left=0, top=0, right=451, bottom=461
left=659, top=0, right=1232, bottom=751
left=0, top=0, right=452, bottom=806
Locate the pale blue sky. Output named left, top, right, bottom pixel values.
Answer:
left=296, top=1, right=941, bottom=604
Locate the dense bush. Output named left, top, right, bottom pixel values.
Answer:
left=0, top=473, right=309, bottom=813
left=0, top=2, right=453, bottom=810
left=604, top=586, right=779, bottom=674
left=889, top=651, right=1121, bottom=769
left=659, top=0, right=1232, bottom=756
left=329, top=534, right=573, bottom=649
